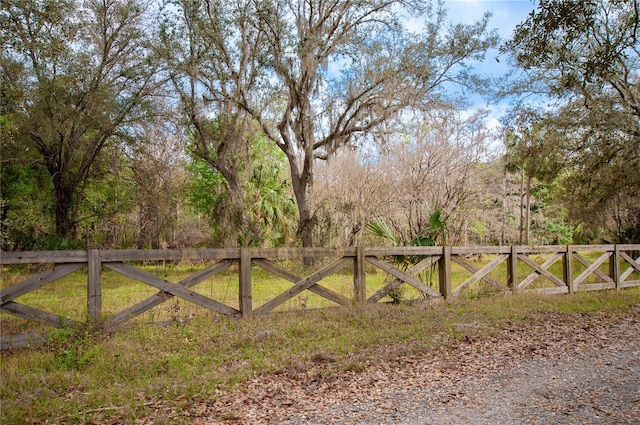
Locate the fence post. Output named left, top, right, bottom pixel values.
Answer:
left=564, top=245, right=574, bottom=294
left=612, top=245, right=621, bottom=289
left=239, top=248, right=253, bottom=317
left=438, top=246, right=452, bottom=298
left=509, top=245, right=519, bottom=294
left=353, top=246, right=366, bottom=304
left=87, top=249, right=102, bottom=322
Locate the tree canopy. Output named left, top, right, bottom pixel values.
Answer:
left=506, top=0, right=639, bottom=117
left=501, top=0, right=640, bottom=243
left=1, top=0, right=162, bottom=241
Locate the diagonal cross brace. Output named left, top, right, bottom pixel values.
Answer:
left=620, top=252, right=640, bottom=282
left=252, top=258, right=350, bottom=308
left=104, top=262, right=239, bottom=318
left=517, top=253, right=565, bottom=290
left=573, top=252, right=613, bottom=286
left=366, top=256, right=442, bottom=299
left=367, top=256, right=441, bottom=303
left=453, top=254, right=510, bottom=296
left=107, top=259, right=237, bottom=325
left=1, top=263, right=85, bottom=304
left=1, top=301, right=77, bottom=329
left=253, top=257, right=353, bottom=315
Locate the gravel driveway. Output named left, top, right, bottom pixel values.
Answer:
left=189, top=307, right=640, bottom=424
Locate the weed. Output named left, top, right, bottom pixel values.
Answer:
left=44, top=323, right=103, bottom=373
left=387, top=286, right=406, bottom=304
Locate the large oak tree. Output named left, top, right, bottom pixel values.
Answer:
left=1, top=0, right=162, bottom=241
left=161, top=0, right=497, bottom=247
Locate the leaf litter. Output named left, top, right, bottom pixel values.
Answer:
left=131, top=306, right=640, bottom=424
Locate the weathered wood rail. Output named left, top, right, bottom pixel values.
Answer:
left=1, top=245, right=639, bottom=349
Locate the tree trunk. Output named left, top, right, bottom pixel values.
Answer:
left=289, top=162, right=315, bottom=266
left=292, top=179, right=313, bottom=247
left=519, top=168, right=525, bottom=244
left=501, top=167, right=507, bottom=245
left=54, top=183, right=78, bottom=241
left=525, top=173, right=532, bottom=245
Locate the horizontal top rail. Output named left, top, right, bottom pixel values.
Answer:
left=248, top=247, right=357, bottom=259
left=569, top=244, right=617, bottom=251
left=99, top=248, right=242, bottom=262
left=99, top=247, right=360, bottom=262
left=0, top=250, right=89, bottom=264
left=564, top=244, right=639, bottom=252
left=451, top=246, right=512, bottom=255
left=365, top=246, right=443, bottom=256
left=1, top=245, right=639, bottom=265
left=516, top=246, right=570, bottom=254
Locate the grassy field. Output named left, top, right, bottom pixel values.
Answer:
left=1, top=280, right=640, bottom=424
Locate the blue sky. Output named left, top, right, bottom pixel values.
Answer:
left=444, top=0, right=537, bottom=68
left=443, top=1, right=538, bottom=128
left=444, top=0, right=536, bottom=35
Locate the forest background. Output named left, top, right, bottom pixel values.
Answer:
left=1, top=0, right=639, bottom=252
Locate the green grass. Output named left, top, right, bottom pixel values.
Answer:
left=1, top=287, right=639, bottom=424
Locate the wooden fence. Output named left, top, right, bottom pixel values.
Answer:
left=1, top=244, right=639, bottom=349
